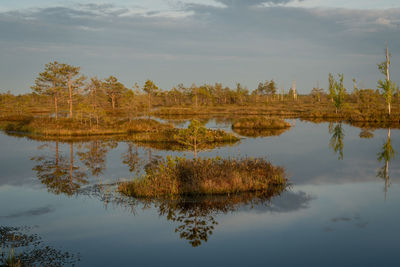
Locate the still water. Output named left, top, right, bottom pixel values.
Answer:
left=0, top=119, right=399, bottom=266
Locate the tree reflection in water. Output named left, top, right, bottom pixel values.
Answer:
left=0, top=226, right=79, bottom=266
left=377, top=128, right=395, bottom=199
left=83, top=183, right=312, bottom=248
left=121, top=142, right=141, bottom=174
left=77, top=140, right=117, bottom=177
left=32, top=141, right=87, bottom=196
left=329, top=122, right=344, bottom=160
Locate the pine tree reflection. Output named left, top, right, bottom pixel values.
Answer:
left=77, top=140, right=117, bottom=176
left=377, top=129, right=395, bottom=199
left=141, top=187, right=287, bottom=247
left=32, top=141, right=87, bottom=196
left=329, top=122, right=344, bottom=160
left=121, top=142, right=141, bottom=173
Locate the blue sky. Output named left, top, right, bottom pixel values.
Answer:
left=1, top=0, right=399, bottom=93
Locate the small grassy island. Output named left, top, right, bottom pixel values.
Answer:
left=232, top=117, right=291, bottom=129
left=0, top=116, right=173, bottom=136
left=0, top=116, right=239, bottom=147
left=118, top=156, right=287, bottom=197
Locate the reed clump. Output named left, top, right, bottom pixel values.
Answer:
left=232, top=117, right=291, bottom=129
left=118, top=156, right=287, bottom=197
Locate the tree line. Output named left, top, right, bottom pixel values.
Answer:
left=0, top=45, right=399, bottom=122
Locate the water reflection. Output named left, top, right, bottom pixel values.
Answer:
left=32, top=142, right=88, bottom=196
left=77, top=140, right=117, bottom=176
left=139, top=189, right=313, bottom=247
left=121, top=141, right=141, bottom=173
left=359, top=129, right=375, bottom=139
left=329, top=122, right=344, bottom=160
left=232, top=127, right=289, bottom=138
left=0, top=226, right=79, bottom=266
left=377, top=129, right=396, bottom=199
left=82, top=184, right=313, bottom=247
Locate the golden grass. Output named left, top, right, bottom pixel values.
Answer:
left=232, top=117, right=291, bottom=129
left=118, top=156, right=287, bottom=197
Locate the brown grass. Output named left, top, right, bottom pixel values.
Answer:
left=118, top=156, right=287, bottom=197
left=232, top=117, right=291, bottom=129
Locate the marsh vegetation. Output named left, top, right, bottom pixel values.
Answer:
left=232, top=117, right=291, bottom=130
left=118, top=156, right=286, bottom=197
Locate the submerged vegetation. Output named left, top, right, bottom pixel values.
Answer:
left=118, top=156, right=287, bottom=197
left=0, top=226, right=79, bottom=266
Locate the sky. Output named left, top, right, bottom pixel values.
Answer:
left=1, top=0, right=400, bottom=94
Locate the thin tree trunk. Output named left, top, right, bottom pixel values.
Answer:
left=148, top=92, right=151, bottom=117
left=386, top=44, right=390, bottom=82
left=386, top=44, right=391, bottom=115
left=195, top=90, right=198, bottom=108
left=93, top=87, right=97, bottom=127
left=54, top=95, right=58, bottom=120
left=68, top=73, right=73, bottom=118
left=112, top=94, right=115, bottom=110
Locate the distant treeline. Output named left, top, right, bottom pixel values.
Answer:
left=0, top=46, right=399, bottom=124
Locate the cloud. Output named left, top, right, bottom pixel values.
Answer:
left=240, top=190, right=314, bottom=213
left=1, top=205, right=54, bottom=218
left=214, top=0, right=301, bottom=7
left=0, top=2, right=399, bottom=93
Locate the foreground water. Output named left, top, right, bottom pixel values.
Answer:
left=0, top=119, right=399, bottom=266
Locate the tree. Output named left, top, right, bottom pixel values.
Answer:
left=266, top=80, right=277, bottom=98
left=122, top=89, right=137, bottom=122
left=32, top=61, right=84, bottom=119
left=311, top=87, right=324, bottom=102
left=86, top=77, right=106, bottom=127
left=62, top=64, right=85, bottom=118
left=235, top=83, right=248, bottom=105
left=377, top=44, right=398, bottom=115
left=31, top=61, right=66, bottom=119
left=103, top=76, right=126, bottom=111
left=143, top=80, right=159, bottom=114
left=174, top=120, right=210, bottom=159
left=328, top=73, right=346, bottom=113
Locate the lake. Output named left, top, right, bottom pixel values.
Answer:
left=0, top=119, right=399, bottom=266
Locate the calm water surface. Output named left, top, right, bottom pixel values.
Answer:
left=0, top=120, right=399, bottom=266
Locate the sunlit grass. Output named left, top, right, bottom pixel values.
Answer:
left=118, top=156, right=287, bottom=197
